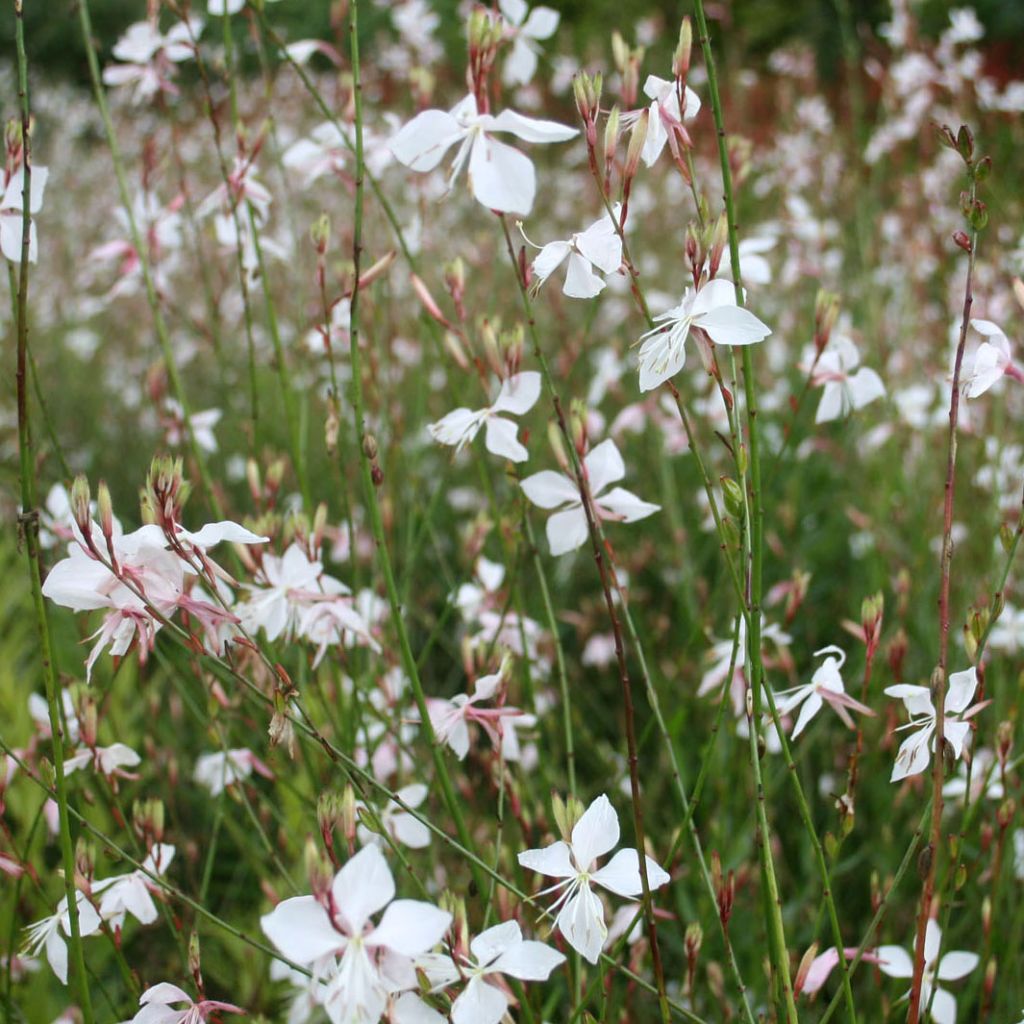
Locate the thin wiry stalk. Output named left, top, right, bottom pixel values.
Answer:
left=908, top=172, right=980, bottom=1024
left=11, top=6, right=93, bottom=1019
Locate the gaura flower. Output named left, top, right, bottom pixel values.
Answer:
left=811, top=336, right=886, bottom=423
left=636, top=75, right=702, bottom=167
left=636, top=279, right=771, bottom=393
left=520, top=438, right=660, bottom=556
left=774, top=645, right=874, bottom=739
left=23, top=892, right=102, bottom=984
left=122, top=982, right=244, bottom=1024
left=884, top=667, right=985, bottom=782
left=876, top=920, right=978, bottom=1024
left=499, top=0, right=559, bottom=86
left=389, top=94, right=577, bottom=216
left=261, top=844, right=451, bottom=1024
left=428, top=372, right=540, bottom=463
left=528, top=205, right=623, bottom=299
left=961, top=319, right=1014, bottom=398
left=356, top=783, right=431, bottom=850
left=101, top=18, right=203, bottom=103
left=64, top=741, right=141, bottom=780
left=419, top=920, right=564, bottom=1024
left=193, top=748, right=274, bottom=796
left=518, top=793, right=670, bottom=964
left=93, top=843, right=175, bottom=932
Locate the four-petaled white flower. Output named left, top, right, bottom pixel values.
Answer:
left=518, top=793, right=670, bottom=964
left=812, top=336, right=886, bottom=423
left=962, top=319, right=1013, bottom=398
left=261, top=844, right=451, bottom=1024
left=529, top=206, right=623, bottom=299
left=884, top=667, right=984, bottom=782
left=1, top=165, right=48, bottom=263
left=428, top=372, right=540, bottom=463
left=357, top=783, right=432, bottom=850
left=93, top=843, right=175, bottom=932
left=194, top=748, right=273, bottom=796
left=637, top=75, right=702, bottom=168
left=122, top=982, right=244, bottom=1024
left=23, top=892, right=102, bottom=984
left=389, top=94, right=577, bottom=216
left=102, top=18, right=203, bottom=104
left=775, top=645, right=874, bottom=739
left=419, top=919, right=565, bottom=1024
left=637, top=279, right=771, bottom=393
left=521, top=438, right=660, bottom=556
left=499, top=0, right=560, bottom=86
left=877, top=920, right=978, bottom=1024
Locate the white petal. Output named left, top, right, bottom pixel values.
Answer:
left=876, top=944, right=914, bottom=978
left=484, top=417, right=528, bottom=462
left=392, top=992, right=447, bottom=1024
left=584, top=438, right=625, bottom=496
left=485, top=109, right=578, bottom=143
left=492, top=937, right=565, bottom=980
left=498, top=0, right=528, bottom=26
left=521, top=470, right=578, bottom=509
left=597, top=487, right=660, bottom=523
left=571, top=793, right=620, bottom=868
left=429, top=407, right=484, bottom=451
left=929, top=987, right=958, bottom=1024
left=369, top=899, right=450, bottom=956
left=637, top=322, right=687, bottom=392
left=140, top=982, right=192, bottom=1004
left=470, top=920, right=521, bottom=964
left=547, top=506, right=589, bottom=555
left=260, top=895, right=342, bottom=964
left=332, top=844, right=395, bottom=934
left=389, top=110, right=464, bottom=172
left=791, top=691, right=823, bottom=738
left=697, top=304, right=772, bottom=347
left=468, top=134, right=536, bottom=215
left=848, top=368, right=886, bottom=410
left=181, top=521, right=267, bottom=547
left=503, top=38, right=539, bottom=87
left=523, top=7, right=559, bottom=39
left=945, top=667, right=977, bottom=714
left=517, top=840, right=575, bottom=879
left=936, top=950, right=979, bottom=981
left=491, top=371, right=542, bottom=416
left=531, top=240, right=571, bottom=286
left=556, top=884, right=606, bottom=964
left=451, top=976, right=508, bottom=1024
left=575, top=214, right=623, bottom=275
left=563, top=251, right=606, bottom=298
left=592, top=847, right=670, bottom=897
left=891, top=726, right=934, bottom=782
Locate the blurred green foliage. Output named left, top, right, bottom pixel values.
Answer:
left=3, top=0, right=1022, bottom=88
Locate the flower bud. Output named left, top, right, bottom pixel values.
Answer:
left=547, top=422, right=569, bottom=472
left=953, top=230, right=972, bottom=253
left=325, top=394, right=340, bottom=455
left=956, top=123, right=974, bottom=162
left=569, top=400, right=588, bottom=456
left=71, top=475, right=92, bottom=538
left=305, top=836, right=334, bottom=901
left=721, top=476, right=744, bottom=519
left=624, top=109, right=649, bottom=181
left=188, top=929, right=202, bottom=985
left=310, top=212, right=330, bottom=254
left=672, top=17, right=692, bottom=80
left=603, top=105, right=621, bottom=164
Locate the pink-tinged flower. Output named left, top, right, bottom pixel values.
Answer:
left=301, top=598, right=382, bottom=666
left=163, top=401, right=221, bottom=453
left=93, top=843, right=175, bottom=932
left=961, top=319, right=1015, bottom=398
left=521, top=438, right=660, bottom=556
left=197, top=156, right=273, bottom=224
left=636, top=279, right=771, bottom=392
left=419, top=920, right=564, bottom=1024
left=23, top=892, right=102, bottom=984
left=884, top=667, right=985, bottom=782
left=499, top=0, right=559, bottom=86
left=426, top=664, right=533, bottom=761
left=260, top=844, right=451, bottom=1024
left=122, top=982, right=244, bottom=1024
left=428, top=372, right=540, bottom=463
left=518, top=794, right=670, bottom=964
left=0, top=853, right=24, bottom=878
left=101, top=18, right=203, bottom=103
left=1, top=165, right=48, bottom=263
left=64, top=741, right=141, bottom=780
left=810, top=336, right=886, bottom=422
left=795, top=945, right=881, bottom=996
left=634, top=75, right=702, bottom=168
left=283, top=123, right=349, bottom=187
left=389, top=94, right=577, bottom=215
left=193, top=748, right=273, bottom=796
left=775, top=645, right=874, bottom=738
left=877, top=920, right=978, bottom=1024
left=528, top=205, right=623, bottom=299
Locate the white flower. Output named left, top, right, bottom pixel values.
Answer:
left=723, top=235, right=775, bottom=286
left=93, top=844, right=175, bottom=931
left=636, top=279, right=771, bottom=392
left=499, top=0, right=559, bottom=86
left=521, top=438, right=660, bottom=556
left=775, top=645, right=873, bottom=738
left=357, top=784, right=431, bottom=850
left=961, top=319, right=1012, bottom=398
left=529, top=206, right=623, bottom=299
left=419, top=920, right=564, bottom=1024
left=518, top=793, right=670, bottom=964
left=283, top=123, right=349, bottom=188
left=812, top=336, right=886, bottom=423
left=1, top=165, right=48, bottom=263
left=638, top=75, right=702, bottom=167
left=122, top=982, right=244, bottom=1023
left=877, top=920, right=978, bottom=1024
left=428, top=372, right=540, bottom=463
left=884, top=667, right=983, bottom=782
left=261, top=845, right=451, bottom=1024
left=194, top=748, right=272, bottom=796
left=23, top=892, right=102, bottom=984
left=389, top=94, right=577, bottom=216
left=64, top=742, right=141, bottom=779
